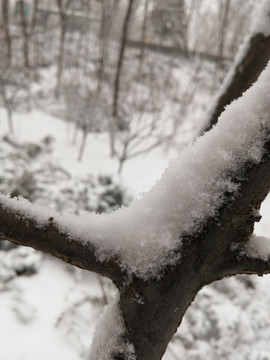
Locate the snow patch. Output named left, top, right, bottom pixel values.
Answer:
left=0, top=194, right=55, bottom=227
left=242, top=235, right=270, bottom=261
left=88, top=296, right=135, bottom=360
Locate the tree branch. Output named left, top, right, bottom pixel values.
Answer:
left=201, top=5, right=270, bottom=134
left=0, top=198, right=124, bottom=285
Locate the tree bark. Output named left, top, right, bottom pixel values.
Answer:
left=202, top=32, right=270, bottom=134
left=2, top=118, right=270, bottom=359
left=112, top=0, right=134, bottom=119
left=1, top=0, right=12, bottom=66
left=0, top=202, right=123, bottom=285
left=113, top=139, right=270, bottom=360
left=19, top=0, right=30, bottom=68
left=139, top=0, right=149, bottom=66
left=55, top=0, right=72, bottom=97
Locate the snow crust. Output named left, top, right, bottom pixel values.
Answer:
left=1, top=63, right=270, bottom=279
left=242, top=235, right=270, bottom=261
left=88, top=296, right=135, bottom=360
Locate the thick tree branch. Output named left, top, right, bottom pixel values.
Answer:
left=202, top=31, right=270, bottom=134
left=0, top=200, right=124, bottom=285
left=115, top=139, right=270, bottom=360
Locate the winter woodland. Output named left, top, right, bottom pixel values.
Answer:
left=1, top=0, right=270, bottom=359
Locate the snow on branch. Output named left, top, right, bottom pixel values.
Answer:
left=0, top=195, right=123, bottom=284
left=2, top=62, right=270, bottom=282
left=226, top=235, right=270, bottom=277
left=201, top=0, right=270, bottom=134
left=242, top=235, right=270, bottom=262
left=89, top=296, right=135, bottom=360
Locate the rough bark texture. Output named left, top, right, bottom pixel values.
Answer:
left=2, top=129, right=270, bottom=360
left=202, top=33, right=270, bottom=134
left=0, top=207, right=123, bottom=285
left=112, top=0, right=134, bottom=119
left=114, top=140, right=270, bottom=360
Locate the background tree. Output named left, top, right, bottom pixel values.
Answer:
left=1, top=0, right=12, bottom=66
left=150, top=0, right=187, bottom=49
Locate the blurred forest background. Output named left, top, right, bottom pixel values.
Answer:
left=1, top=1, right=270, bottom=360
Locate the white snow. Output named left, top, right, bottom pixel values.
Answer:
left=57, top=61, right=270, bottom=278
left=242, top=234, right=270, bottom=261
left=1, top=63, right=270, bottom=279
left=88, top=296, right=135, bottom=360
left=0, top=194, right=56, bottom=227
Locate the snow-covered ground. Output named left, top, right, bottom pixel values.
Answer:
left=0, top=108, right=171, bottom=197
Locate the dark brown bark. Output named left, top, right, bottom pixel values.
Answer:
left=0, top=204, right=123, bottom=285
left=114, top=139, right=270, bottom=360
left=202, top=32, right=270, bottom=134
left=112, top=0, right=134, bottom=119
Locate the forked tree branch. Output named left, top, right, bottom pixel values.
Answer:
left=202, top=31, right=270, bottom=134
left=0, top=203, right=124, bottom=285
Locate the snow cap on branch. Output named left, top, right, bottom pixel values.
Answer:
left=57, top=62, right=270, bottom=279
left=1, top=63, right=270, bottom=280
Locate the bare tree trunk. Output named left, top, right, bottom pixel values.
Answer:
left=7, top=106, right=14, bottom=134
left=218, top=0, right=230, bottom=59
left=108, top=119, right=116, bottom=157
left=202, top=33, right=270, bottom=134
left=55, top=0, right=71, bottom=98
left=19, top=0, right=30, bottom=68
left=112, top=0, right=134, bottom=119
left=139, top=0, right=149, bottom=66
left=218, top=0, right=231, bottom=76
left=96, top=274, right=108, bottom=306
left=55, top=16, right=65, bottom=97
left=77, top=127, right=88, bottom=162
left=97, top=0, right=119, bottom=94
left=96, top=0, right=107, bottom=94
left=117, top=156, right=125, bottom=174
left=1, top=0, right=12, bottom=66
left=30, top=0, right=39, bottom=76
left=72, top=122, right=79, bottom=145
